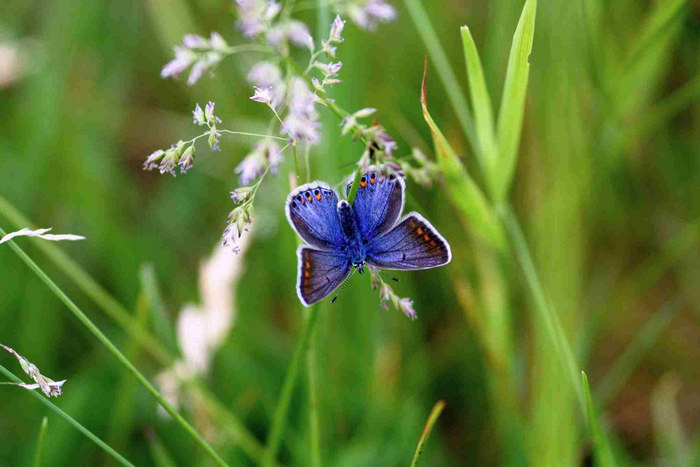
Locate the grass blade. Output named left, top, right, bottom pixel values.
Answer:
left=420, top=59, right=506, bottom=250
left=147, top=429, right=178, bottom=467
left=460, top=26, right=498, bottom=196
left=262, top=306, right=319, bottom=467
left=402, top=0, right=478, bottom=156
left=495, top=0, right=537, bottom=200
left=139, top=264, right=179, bottom=356
left=582, top=372, right=617, bottom=467
left=596, top=300, right=680, bottom=406
left=626, top=0, right=688, bottom=67
left=498, top=206, right=584, bottom=412
left=0, top=225, right=229, bottom=467
left=0, top=196, right=267, bottom=463
left=0, top=364, right=134, bottom=467
left=33, top=416, right=49, bottom=467
left=410, top=400, right=446, bottom=467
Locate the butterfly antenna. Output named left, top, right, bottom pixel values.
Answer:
left=378, top=270, right=400, bottom=282
left=331, top=269, right=357, bottom=304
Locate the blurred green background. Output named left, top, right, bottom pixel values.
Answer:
left=0, top=0, right=698, bottom=465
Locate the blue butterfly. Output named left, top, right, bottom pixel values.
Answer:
left=285, top=167, right=452, bottom=306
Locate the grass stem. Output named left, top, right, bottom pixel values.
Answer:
left=0, top=364, right=134, bottom=467
left=263, top=305, right=319, bottom=466
left=0, top=226, right=229, bottom=467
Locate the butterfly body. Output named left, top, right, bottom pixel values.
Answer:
left=286, top=168, right=451, bottom=306
left=337, top=200, right=368, bottom=272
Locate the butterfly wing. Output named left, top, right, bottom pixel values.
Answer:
left=297, top=246, right=352, bottom=306
left=345, top=167, right=405, bottom=242
left=366, top=212, right=451, bottom=270
left=286, top=181, right=344, bottom=250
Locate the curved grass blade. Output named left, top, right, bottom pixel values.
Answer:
left=420, top=59, right=505, bottom=250
left=582, top=372, right=617, bottom=467
left=0, top=363, right=134, bottom=467
left=495, top=0, right=537, bottom=200
left=410, top=400, right=446, bottom=467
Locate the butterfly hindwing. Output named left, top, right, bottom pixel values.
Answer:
left=297, top=246, right=352, bottom=306
left=366, top=212, right=451, bottom=270
left=286, top=182, right=344, bottom=250
left=346, top=167, right=405, bottom=242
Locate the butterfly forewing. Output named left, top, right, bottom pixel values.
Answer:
left=346, top=168, right=405, bottom=242
left=296, top=246, right=352, bottom=306
left=366, top=213, right=451, bottom=270
left=286, top=182, right=344, bottom=251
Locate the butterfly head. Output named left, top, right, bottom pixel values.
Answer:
left=353, top=261, right=365, bottom=274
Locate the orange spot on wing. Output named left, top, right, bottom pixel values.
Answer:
left=307, top=196, right=313, bottom=202
left=304, top=270, right=311, bottom=278
left=423, top=234, right=430, bottom=242
left=305, top=261, right=311, bottom=269
left=360, top=181, right=367, bottom=188
left=370, top=178, right=375, bottom=185
left=316, top=193, right=322, bottom=200
left=416, top=227, right=424, bottom=235
left=301, top=199, right=305, bottom=204
left=430, top=240, right=437, bottom=246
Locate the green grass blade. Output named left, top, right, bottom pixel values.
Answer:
left=262, top=305, right=319, bottom=467
left=582, top=372, right=617, bottom=467
left=147, top=430, right=178, bottom=467
left=596, top=301, right=681, bottom=406
left=0, top=226, right=229, bottom=467
left=33, top=416, right=48, bottom=467
left=0, top=195, right=171, bottom=365
left=626, top=0, right=688, bottom=66
left=139, top=264, right=179, bottom=356
left=420, top=61, right=506, bottom=250
left=402, top=0, right=478, bottom=157
left=499, top=206, right=584, bottom=412
left=495, top=0, right=537, bottom=200
left=410, top=400, right=446, bottom=467
left=0, top=364, right=134, bottom=467
left=0, top=196, right=267, bottom=463
left=460, top=26, right=498, bottom=196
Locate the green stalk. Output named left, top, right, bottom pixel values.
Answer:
left=305, top=306, right=322, bottom=467
left=0, top=227, right=228, bottom=467
left=0, top=196, right=267, bottom=463
left=498, top=206, right=584, bottom=412
left=410, top=400, right=446, bottom=467
left=292, top=140, right=303, bottom=186
left=33, top=416, right=48, bottom=467
left=262, top=306, right=319, bottom=467
left=0, top=195, right=170, bottom=364
left=307, top=1, right=325, bottom=455
left=0, top=364, right=134, bottom=467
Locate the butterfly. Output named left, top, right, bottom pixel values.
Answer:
left=285, top=167, right=452, bottom=306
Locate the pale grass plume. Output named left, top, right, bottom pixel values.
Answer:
left=0, top=227, right=85, bottom=244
